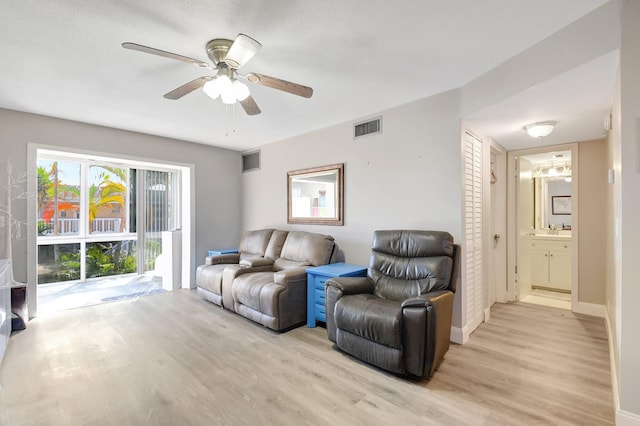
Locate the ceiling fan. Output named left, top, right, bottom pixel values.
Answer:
left=122, top=34, right=313, bottom=116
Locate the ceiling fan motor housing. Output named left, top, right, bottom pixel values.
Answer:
left=206, top=38, right=233, bottom=66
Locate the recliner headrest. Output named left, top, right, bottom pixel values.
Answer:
left=372, top=230, right=454, bottom=258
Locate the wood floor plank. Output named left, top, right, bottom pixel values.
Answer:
left=0, top=290, right=614, bottom=425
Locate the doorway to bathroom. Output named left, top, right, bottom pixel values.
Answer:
left=508, top=143, right=579, bottom=311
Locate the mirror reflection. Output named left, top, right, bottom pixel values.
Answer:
left=527, top=151, right=572, bottom=234
left=287, top=163, right=344, bottom=225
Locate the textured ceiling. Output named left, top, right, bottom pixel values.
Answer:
left=0, top=0, right=611, bottom=151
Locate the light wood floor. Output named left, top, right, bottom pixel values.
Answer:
left=0, top=290, right=614, bottom=425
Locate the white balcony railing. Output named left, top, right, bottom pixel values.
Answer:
left=91, top=218, right=122, bottom=233
left=38, top=218, right=122, bottom=235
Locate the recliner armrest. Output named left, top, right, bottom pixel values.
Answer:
left=325, top=277, right=374, bottom=342
left=401, top=290, right=454, bottom=378
left=206, top=253, right=240, bottom=265
left=401, top=290, right=451, bottom=309
left=325, top=276, right=374, bottom=294
left=239, top=257, right=274, bottom=268
left=273, top=267, right=307, bottom=286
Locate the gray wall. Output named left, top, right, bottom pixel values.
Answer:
left=0, top=108, right=243, bottom=284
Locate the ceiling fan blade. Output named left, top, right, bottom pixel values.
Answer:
left=225, top=34, right=262, bottom=69
left=163, top=76, right=214, bottom=100
left=239, top=95, right=261, bottom=115
left=122, top=42, right=211, bottom=69
left=246, top=73, right=313, bottom=98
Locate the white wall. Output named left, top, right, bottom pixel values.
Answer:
left=242, top=89, right=464, bottom=326
left=606, top=62, right=623, bottom=418
left=577, top=139, right=607, bottom=305
left=616, top=0, right=640, bottom=420
left=0, top=108, right=243, bottom=286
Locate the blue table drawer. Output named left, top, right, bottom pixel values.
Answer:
left=315, top=278, right=327, bottom=289
left=316, top=303, right=326, bottom=321
left=306, top=263, right=367, bottom=328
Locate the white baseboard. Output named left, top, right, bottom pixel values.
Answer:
left=617, top=410, right=640, bottom=426
left=605, top=308, right=640, bottom=425
left=576, top=301, right=606, bottom=317
left=605, top=310, right=620, bottom=419
left=451, top=312, right=485, bottom=345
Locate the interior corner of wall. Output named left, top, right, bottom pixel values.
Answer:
left=450, top=326, right=467, bottom=345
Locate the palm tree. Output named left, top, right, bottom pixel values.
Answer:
left=88, top=167, right=126, bottom=233
left=37, top=162, right=79, bottom=235
left=88, top=166, right=129, bottom=273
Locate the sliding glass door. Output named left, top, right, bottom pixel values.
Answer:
left=136, top=169, right=180, bottom=275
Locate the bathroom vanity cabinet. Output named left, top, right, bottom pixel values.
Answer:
left=530, top=237, right=571, bottom=291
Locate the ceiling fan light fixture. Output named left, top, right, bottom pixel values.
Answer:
left=202, top=80, right=221, bottom=99
left=215, top=74, right=232, bottom=92
left=220, top=90, right=236, bottom=104
left=524, top=121, right=556, bottom=138
left=232, top=80, right=250, bottom=101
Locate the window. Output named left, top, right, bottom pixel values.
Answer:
left=36, top=151, right=181, bottom=284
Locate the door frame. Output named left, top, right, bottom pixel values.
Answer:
left=489, top=142, right=508, bottom=306
left=506, top=142, right=579, bottom=310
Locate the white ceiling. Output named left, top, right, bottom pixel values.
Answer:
left=0, top=0, right=613, bottom=152
left=465, top=50, right=618, bottom=151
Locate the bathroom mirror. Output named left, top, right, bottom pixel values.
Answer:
left=523, top=150, right=572, bottom=232
left=287, top=163, right=344, bottom=225
left=534, top=177, right=572, bottom=230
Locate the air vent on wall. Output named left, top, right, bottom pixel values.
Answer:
left=354, top=116, right=382, bottom=139
left=242, top=150, right=260, bottom=172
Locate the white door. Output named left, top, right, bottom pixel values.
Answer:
left=549, top=248, right=571, bottom=291
left=463, top=132, right=484, bottom=336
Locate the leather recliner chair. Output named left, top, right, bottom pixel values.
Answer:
left=325, top=230, right=460, bottom=378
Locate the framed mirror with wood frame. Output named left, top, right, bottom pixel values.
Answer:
left=287, top=163, right=344, bottom=225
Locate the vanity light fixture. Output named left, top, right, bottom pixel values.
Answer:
left=534, top=163, right=571, bottom=179
left=524, top=121, right=556, bottom=138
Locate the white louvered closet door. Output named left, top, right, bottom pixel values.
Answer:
left=463, top=132, right=484, bottom=338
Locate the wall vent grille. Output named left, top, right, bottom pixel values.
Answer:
left=242, top=150, right=260, bottom=172
left=354, top=116, right=382, bottom=139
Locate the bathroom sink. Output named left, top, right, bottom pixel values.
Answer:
left=531, top=234, right=571, bottom=240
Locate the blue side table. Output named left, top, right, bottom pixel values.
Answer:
left=207, top=248, right=238, bottom=256
left=306, top=262, right=367, bottom=328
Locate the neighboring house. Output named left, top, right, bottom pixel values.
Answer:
left=0, top=2, right=638, bottom=424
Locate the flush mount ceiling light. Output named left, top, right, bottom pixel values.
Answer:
left=524, top=121, right=556, bottom=138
